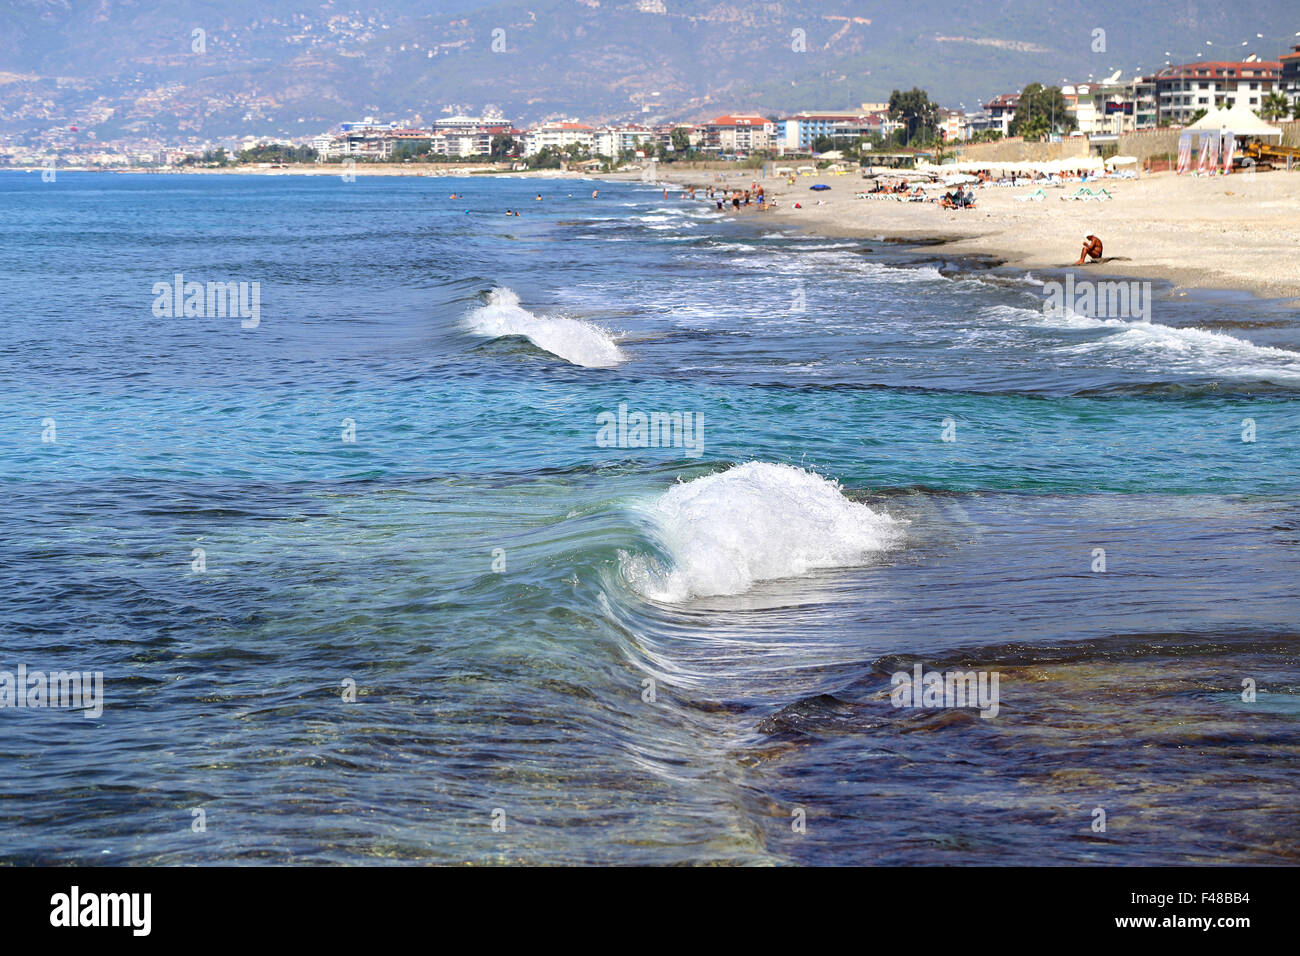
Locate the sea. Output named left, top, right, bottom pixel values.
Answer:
left=1, top=170, right=1296, bottom=864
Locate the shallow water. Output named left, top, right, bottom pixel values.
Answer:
left=0, top=171, right=1296, bottom=864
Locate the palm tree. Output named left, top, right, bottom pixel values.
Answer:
left=1260, top=91, right=1290, bottom=121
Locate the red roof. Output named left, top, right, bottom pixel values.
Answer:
left=708, top=114, right=770, bottom=126
left=1157, top=60, right=1281, bottom=79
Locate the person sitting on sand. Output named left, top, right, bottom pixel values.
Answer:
left=1074, top=234, right=1104, bottom=265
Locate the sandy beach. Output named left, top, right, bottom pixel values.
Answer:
left=84, top=160, right=1300, bottom=302
left=630, top=165, right=1300, bottom=303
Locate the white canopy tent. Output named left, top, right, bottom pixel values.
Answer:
left=1184, top=106, right=1229, bottom=131
left=1185, top=104, right=1282, bottom=139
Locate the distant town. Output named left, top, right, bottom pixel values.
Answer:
left=5, top=41, right=1298, bottom=171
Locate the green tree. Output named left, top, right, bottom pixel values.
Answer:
left=1260, top=91, right=1290, bottom=121
left=525, top=146, right=563, bottom=170
left=1010, top=83, right=1077, bottom=140
left=237, top=143, right=319, bottom=164
left=888, top=88, right=939, bottom=145
left=1003, top=84, right=1076, bottom=140
left=490, top=134, right=516, bottom=160
left=670, top=126, right=692, bottom=153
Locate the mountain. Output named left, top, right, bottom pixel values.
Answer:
left=1, top=0, right=1297, bottom=141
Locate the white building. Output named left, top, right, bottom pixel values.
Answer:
left=430, top=116, right=513, bottom=156
left=522, top=122, right=596, bottom=156
left=593, top=125, right=655, bottom=157
left=1152, top=57, right=1283, bottom=125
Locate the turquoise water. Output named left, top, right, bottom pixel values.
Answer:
left=1, top=171, right=1296, bottom=864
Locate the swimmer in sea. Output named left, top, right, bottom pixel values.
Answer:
left=1074, top=234, right=1103, bottom=265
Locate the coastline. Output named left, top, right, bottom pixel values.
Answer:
left=18, top=161, right=1299, bottom=303
left=606, top=165, right=1300, bottom=305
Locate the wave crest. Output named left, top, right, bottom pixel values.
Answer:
left=622, top=462, right=904, bottom=601
left=465, top=287, right=625, bottom=368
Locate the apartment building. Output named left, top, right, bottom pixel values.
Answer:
left=981, top=94, right=1020, bottom=136
left=701, top=114, right=775, bottom=154
left=1281, top=43, right=1300, bottom=112
left=1151, top=58, right=1282, bottom=125
left=776, top=110, right=887, bottom=153
left=522, top=122, right=595, bottom=156
left=592, top=125, right=655, bottom=157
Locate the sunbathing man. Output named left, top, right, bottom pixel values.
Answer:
left=1074, top=234, right=1103, bottom=265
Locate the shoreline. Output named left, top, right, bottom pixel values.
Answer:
left=605, top=166, right=1300, bottom=306
left=16, top=162, right=1298, bottom=304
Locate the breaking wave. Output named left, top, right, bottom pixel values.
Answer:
left=464, top=287, right=626, bottom=368
left=620, top=462, right=904, bottom=601
left=983, top=303, right=1300, bottom=382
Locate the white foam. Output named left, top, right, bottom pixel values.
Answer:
left=984, top=303, right=1300, bottom=380
left=622, top=462, right=903, bottom=601
left=464, top=287, right=626, bottom=368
